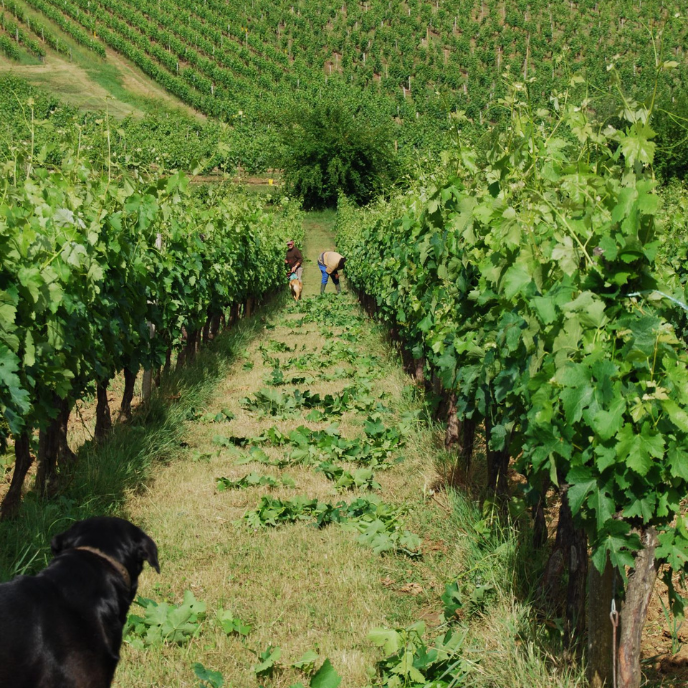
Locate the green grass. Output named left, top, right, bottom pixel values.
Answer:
left=7, top=47, right=42, bottom=66
left=80, top=60, right=160, bottom=113
left=0, top=297, right=284, bottom=581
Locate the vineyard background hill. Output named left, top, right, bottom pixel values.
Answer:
left=1, top=0, right=687, bottom=171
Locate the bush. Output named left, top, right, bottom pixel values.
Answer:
left=281, top=97, right=399, bottom=209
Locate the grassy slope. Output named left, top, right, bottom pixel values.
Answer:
left=0, top=0, right=202, bottom=119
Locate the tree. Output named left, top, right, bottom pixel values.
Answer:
left=280, top=95, right=399, bottom=209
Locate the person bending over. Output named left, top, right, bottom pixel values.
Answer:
left=317, top=251, right=346, bottom=295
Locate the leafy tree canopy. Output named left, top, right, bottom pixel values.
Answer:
left=281, top=94, right=399, bottom=209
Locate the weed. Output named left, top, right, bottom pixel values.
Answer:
left=243, top=495, right=421, bottom=556
left=316, top=463, right=381, bottom=491
left=236, top=446, right=293, bottom=468
left=216, top=608, right=252, bottom=637
left=124, top=591, right=206, bottom=648
left=187, top=408, right=235, bottom=423
left=193, top=663, right=224, bottom=688
left=293, top=658, right=343, bottom=688
left=252, top=645, right=282, bottom=678
left=368, top=622, right=471, bottom=687
left=216, top=472, right=296, bottom=490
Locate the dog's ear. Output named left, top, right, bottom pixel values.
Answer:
left=50, top=532, right=66, bottom=555
left=138, top=535, right=160, bottom=573
left=51, top=524, right=78, bottom=555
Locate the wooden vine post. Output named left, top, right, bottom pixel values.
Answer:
left=142, top=321, right=156, bottom=401
left=587, top=557, right=615, bottom=687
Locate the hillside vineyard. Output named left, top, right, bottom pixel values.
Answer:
left=1, top=0, right=685, bottom=126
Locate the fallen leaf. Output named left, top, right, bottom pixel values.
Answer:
left=399, top=583, right=424, bottom=595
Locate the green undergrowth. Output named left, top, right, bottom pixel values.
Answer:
left=216, top=472, right=296, bottom=490
left=217, top=415, right=408, bottom=469
left=366, top=486, right=587, bottom=688
left=0, top=297, right=285, bottom=581
left=243, top=495, right=421, bottom=557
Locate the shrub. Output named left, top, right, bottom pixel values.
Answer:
left=281, top=96, right=398, bottom=209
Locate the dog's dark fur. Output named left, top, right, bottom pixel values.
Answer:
left=0, top=516, right=159, bottom=688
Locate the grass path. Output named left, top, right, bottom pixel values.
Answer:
left=109, top=212, right=592, bottom=688
left=114, top=212, right=444, bottom=687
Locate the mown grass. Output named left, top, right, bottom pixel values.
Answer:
left=0, top=297, right=283, bottom=581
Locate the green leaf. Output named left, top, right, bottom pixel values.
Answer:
left=656, top=525, right=688, bottom=571
left=566, top=466, right=596, bottom=515
left=667, top=444, right=688, bottom=481
left=292, top=649, right=319, bottom=673
left=441, top=581, right=463, bottom=620
left=560, top=384, right=594, bottom=424
left=216, top=609, right=251, bottom=636
left=661, top=399, right=688, bottom=433
left=531, top=295, right=556, bottom=324
left=253, top=645, right=282, bottom=677
left=193, top=663, right=224, bottom=688
left=501, top=264, right=532, bottom=300
left=616, top=422, right=664, bottom=477
left=591, top=521, right=641, bottom=574
left=551, top=237, right=578, bottom=276
left=589, top=396, right=626, bottom=441
left=310, top=659, right=342, bottom=688
left=367, top=628, right=400, bottom=656
left=618, top=122, right=656, bottom=167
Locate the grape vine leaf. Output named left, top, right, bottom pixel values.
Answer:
left=616, top=422, right=664, bottom=477
left=310, top=659, right=342, bottom=688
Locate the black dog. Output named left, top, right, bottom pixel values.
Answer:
left=0, top=516, right=159, bottom=688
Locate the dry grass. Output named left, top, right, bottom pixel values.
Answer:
left=113, top=214, right=433, bottom=686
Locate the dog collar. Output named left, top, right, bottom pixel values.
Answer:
left=73, top=546, right=132, bottom=589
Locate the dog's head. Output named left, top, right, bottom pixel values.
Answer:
left=51, top=517, right=159, bottom=594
